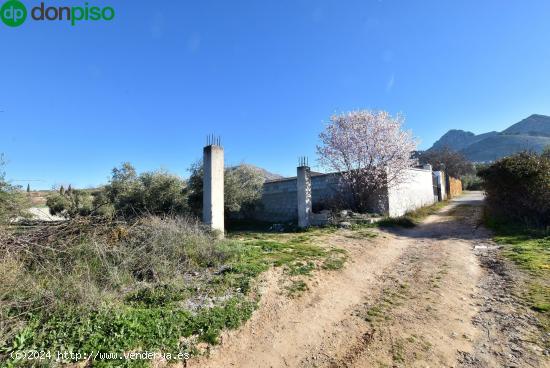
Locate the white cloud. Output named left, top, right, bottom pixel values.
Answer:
left=386, top=73, right=395, bottom=92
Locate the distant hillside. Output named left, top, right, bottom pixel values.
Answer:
left=230, top=164, right=283, bottom=181
left=460, top=134, right=550, bottom=162
left=429, top=114, right=550, bottom=162
left=431, top=130, right=498, bottom=152
left=502, top=114, right=550, bottom=137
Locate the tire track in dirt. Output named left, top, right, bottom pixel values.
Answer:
left=188, top=231, right=407, bottom=368
left=302, top=205, right=483, bottom=368
left=187, top=192, right=549, bottom=368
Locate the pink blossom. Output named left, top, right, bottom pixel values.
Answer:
left=316, top=110, right=418, bottom=210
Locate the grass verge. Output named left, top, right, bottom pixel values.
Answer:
left=485, top=218, right=550, bottom=329
left=378, top=200, right=449, bottom=228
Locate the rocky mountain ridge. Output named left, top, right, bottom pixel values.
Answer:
left=429, top=114, right=550, bottom=162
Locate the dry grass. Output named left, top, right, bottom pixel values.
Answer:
left=0, top=216, right=234, bottom=350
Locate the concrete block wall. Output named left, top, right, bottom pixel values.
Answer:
left=257, top=167, right=436, bottom=221
left=311, top=173, right=341, bottom=207
left=257, top=174, right=340, bottom=222
left=257, top=178, right=298, bottom=221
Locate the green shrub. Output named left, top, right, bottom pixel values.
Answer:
left=225, top=165, right=265, bottom=214
left=47, top=189, right=94, bottom=218
left=461, top=174, right=484, bottom=190
left=100, top=163, right=189, bottom=218
left=46, top=163, right=189, bottom=219
left=0, top=154, right=29, bottom=224
left=479, top=152, right=550, bottom=228
left=461, top=163, right=490, bottom=190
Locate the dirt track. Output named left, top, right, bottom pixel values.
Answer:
left=189, top=192, right=549, bottom=368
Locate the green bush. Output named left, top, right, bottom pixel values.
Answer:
left=225, top=165, right=265, bottom=214
left=461, top=163, right=490, bottom=190
left=461, top=174, right=484, bottom=190
left=0, top=154, right=29, bottom=224
left=46, top=163, right=190, bottom=219
left=47, top=161, right=265, bottom=221
left=479, top=152, right=550, bottom=227
left=100, top=163, right=189, bottom=218
left=47, top=189, right=94, bottom=218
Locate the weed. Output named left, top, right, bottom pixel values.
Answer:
left=287, top=261, right=316, bottom=276
left=378, top=217, right=416, bottom=228
left=392, top=339, right=405, bottom=363
left=285, top=280, right=309, bottom=298
left=344, top=228, right=377, bottom=239
left=322, top=255, right=347, bottom=271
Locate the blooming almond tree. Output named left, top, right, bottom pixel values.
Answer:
left=316, top=110, right=418, bottom=212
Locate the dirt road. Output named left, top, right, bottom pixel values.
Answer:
left=189, top=192, right=549, bottom=368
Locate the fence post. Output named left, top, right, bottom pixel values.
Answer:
left=203, top=136, right=224, bottom=238
left=297, top=157, right=312, bottom=228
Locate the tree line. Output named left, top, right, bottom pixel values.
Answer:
left=44, top=162, right=266, bottom=221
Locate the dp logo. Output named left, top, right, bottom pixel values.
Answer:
left=1, top=0, right=27, bottom=27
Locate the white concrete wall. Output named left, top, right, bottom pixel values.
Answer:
left=387, top=168, right=435, bottom=217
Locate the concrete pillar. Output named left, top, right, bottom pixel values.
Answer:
left=297, top=158, right=312, bottom=228
left=433, top=171, right=446, bottom=201
left=203, top=141, right=224, bottom=237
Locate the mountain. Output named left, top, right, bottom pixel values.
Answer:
left=431, top=130, right=499, bottom=152
left=502, top=114, right=550, bottom=137
left=460, top=134, right=550, bottom=162
left=429, top=114, right=550, bottom=162
left=251, top=166, right=284, bottom=181
left=230, top=164, right=284, bottom=181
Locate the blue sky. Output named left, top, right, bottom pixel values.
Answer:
left=1, top=0, right=550, bottom=189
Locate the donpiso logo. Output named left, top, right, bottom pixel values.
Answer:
left=1, top=1, right=114, bottom=27
left=1, top=0, right=27, bottom=27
